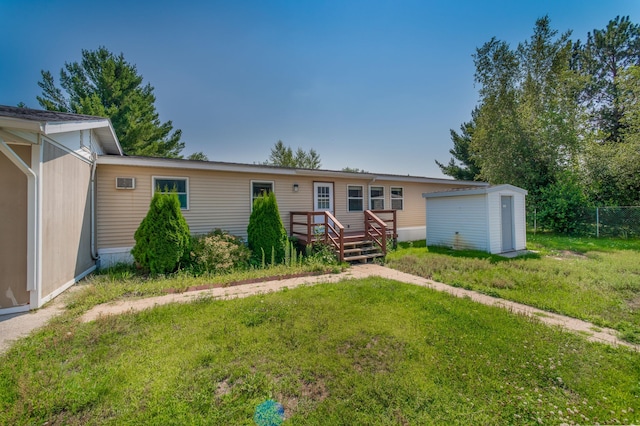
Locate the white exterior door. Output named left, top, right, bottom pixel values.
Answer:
left=313, top=182, right=334, bottom=227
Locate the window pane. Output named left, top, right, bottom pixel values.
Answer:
left=370, top=186, right=384, bottom=198
left=348, top=186, right=363, bottom=197
left=371, top=199, right=384, bottom=210
left=349, top=199, right=363, bottom=211
left=155, top=179, right=185, bottom=193
left=391, top=199, right=403, bottom=210
left=154, top=178, right=187, bottom=209
left=178, top=194, right=188, bottom=208
left=391, top=187, right=403, bottom=198
left=252, top=182, right=273, bottom=198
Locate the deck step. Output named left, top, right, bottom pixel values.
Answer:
left=343, top=252, right=385, bottom=262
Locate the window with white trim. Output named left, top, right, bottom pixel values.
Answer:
left=153, top=177, right=188, bottom=209
left=369, top=185, right=385, bottom=210
left=347, top=185, right=364, bottom=212
left=391, top=187, right=404, bottom=210
left=251, top=181, right=274, bottom=208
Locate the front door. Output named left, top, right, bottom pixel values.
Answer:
left=313, top=182, right=334, bottom=229
left=501, top=195, right=514, bottom=252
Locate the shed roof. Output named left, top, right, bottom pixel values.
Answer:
left=422, top=184, right=527, bottom=198
left=0, top=105, right=122, bottom=155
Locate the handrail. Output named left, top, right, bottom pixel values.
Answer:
left=371, top=209, right=397, bottom=247
left=290, top=211, right=345, bottom=262
left=364, top=210, right=387, bottom=255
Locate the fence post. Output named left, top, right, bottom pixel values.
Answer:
left=596, top=207, right=599, bottom=238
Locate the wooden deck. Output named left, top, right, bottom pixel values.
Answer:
left=289, top=210, right=397, bottom=262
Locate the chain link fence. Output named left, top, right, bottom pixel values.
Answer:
left=529, top=206, right=640, bottom=238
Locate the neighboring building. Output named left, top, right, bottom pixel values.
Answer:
left=0, top=106, right=121, bottom=315
left=423, top=184, right=528, bottom=254
left=96, top=156, right=489, bottom=266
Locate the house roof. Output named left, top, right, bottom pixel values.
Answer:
left=0, top=105, right=122, bottom=155
left=97, top=155, right=491, bottom=186
left=422, top=184, right=527, bottom=198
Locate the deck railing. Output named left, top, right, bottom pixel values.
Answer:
left=290, top=211, right=345, bottom=261
left=370, top=209, right=397, bottom=246
left=364, top=210, right=388, bottom=254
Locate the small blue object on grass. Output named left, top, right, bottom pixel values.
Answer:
left=254, top=399, right=285, bottom=426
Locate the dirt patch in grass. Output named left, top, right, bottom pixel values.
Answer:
left=550, top=250, right=588, bottom=261
left=627, top=295, right=640, bottom=310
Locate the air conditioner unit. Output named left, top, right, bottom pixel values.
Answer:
left=116, top=177, right=135, bottom=190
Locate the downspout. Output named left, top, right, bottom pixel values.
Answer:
left=0, top=137, right=39, bottom=298
left=90, top=152, right=99, bottom=260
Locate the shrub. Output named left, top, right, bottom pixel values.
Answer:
left=537, top=175, right=590, bottom=235
left=305, top=242, right=338, bottom=270
left=131, top=191, right=191, bottom=274
left=247, top=191, right=287, bottom=265
left=190, top=229, right=250, bottom=273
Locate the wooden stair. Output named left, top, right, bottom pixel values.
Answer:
left=341, top=235, right=384, bottom=262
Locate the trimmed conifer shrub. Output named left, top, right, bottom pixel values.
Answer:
left=131, top=191, right=191, bottom=274
left=247, top=191, right=287, bottom=265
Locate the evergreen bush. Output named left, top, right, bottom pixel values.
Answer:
left=131, top=190, right=191, bottom=274
left=247, top=191, right=287, bottom=265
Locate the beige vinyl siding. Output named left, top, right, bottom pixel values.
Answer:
left=97, top=163, right=479, bottom=249
left=97, top=165, right=318, bottom=247
left=41, top=142, right=94, bottom=297
left=0, top=144, right=30, bottom=308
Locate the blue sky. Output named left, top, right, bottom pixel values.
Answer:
left=2, top=0, right=638, bottom=177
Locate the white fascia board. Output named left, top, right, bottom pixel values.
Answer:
left=0, top=117, right=43, bottom=132
left=96, top=156, right=299, bottom=175
left=97, top=156, right=491, bottom=185
left=373, top=174, right=489, bottom=185
left=422, top=184, right=527, bottom=199
left=42, top=119, right=111, bottom=135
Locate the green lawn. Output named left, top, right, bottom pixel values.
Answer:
left=1, top=278, right=639, bottom=425
left=387, top=234, right=640, bottom=343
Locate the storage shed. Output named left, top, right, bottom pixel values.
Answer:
left=422, top=184, right=527, bottom=254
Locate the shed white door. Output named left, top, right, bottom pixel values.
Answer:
left=313, top=182, right=334, bottom=227
left=501, top=195, right=514, bottom=252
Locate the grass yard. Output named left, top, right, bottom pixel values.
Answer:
left=64, top=263, right=342, bottom=316
left=387, top=234, right=640, bottom=343
left=1, top=278, right=639, bottom=425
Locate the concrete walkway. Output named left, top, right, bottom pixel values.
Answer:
left=2, top=264, right=638, bottom=354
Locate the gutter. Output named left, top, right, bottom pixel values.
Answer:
left=90, top=152, right=99, bottom=260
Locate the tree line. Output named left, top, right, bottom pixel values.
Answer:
left=437, top=16, right=640, bottom=232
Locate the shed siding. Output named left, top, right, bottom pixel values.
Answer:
left=487, top=191, right=502, bottom=253
left=41, top=142, right=94, bottom=298
left=426, top=195, right=488, bottom=250
left=97, top=164, right=472, bottom=252
left=0, top=144, right=31, bottom=309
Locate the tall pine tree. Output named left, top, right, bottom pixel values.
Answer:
left=37, top=47, right=184, bottom=158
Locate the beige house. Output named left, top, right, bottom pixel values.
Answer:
left=0, top=106, right=121, bottom=315
left=1, top=105, right=488, bottom=313
left=96, top=156, right=488, bottom=265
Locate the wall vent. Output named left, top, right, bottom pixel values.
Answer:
left=116, top=177, right=135, bottom=190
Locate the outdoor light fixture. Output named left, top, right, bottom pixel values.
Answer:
left=293, top=183, right=299, bottom=192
